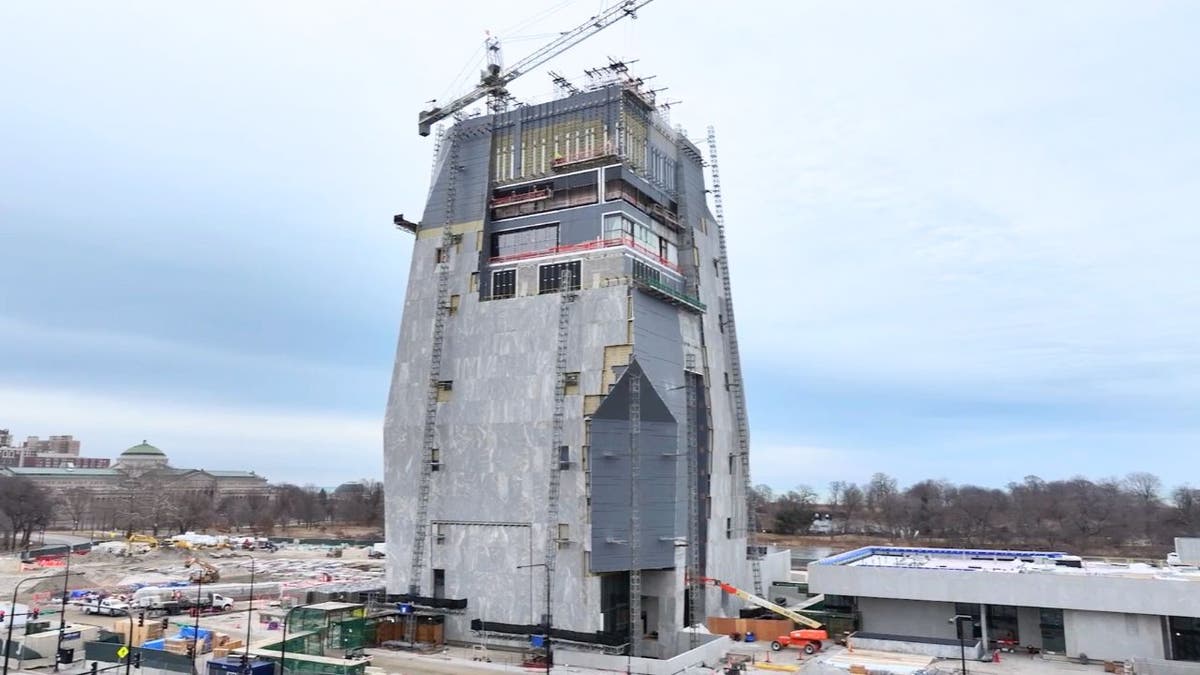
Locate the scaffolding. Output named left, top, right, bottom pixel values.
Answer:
left=706, top=125, right=762, bottom=596
left=628, top=369, right=642, bottom=658
left=544, top=268, right=576, bottom=628
left=409, top=128, right=462, bottom=595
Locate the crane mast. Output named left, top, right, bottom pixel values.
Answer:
left=417, top=0, right=656, bottom=135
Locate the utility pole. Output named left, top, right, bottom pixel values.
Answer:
left=54, top=545, right=72, bottom=671
left=516, top=563, right=551, bottom=672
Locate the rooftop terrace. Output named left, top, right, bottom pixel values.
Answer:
left=817, top=546, right=1200, bottom=582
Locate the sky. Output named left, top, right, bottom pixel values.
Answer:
left=2, top=1, right=1198, bottom=494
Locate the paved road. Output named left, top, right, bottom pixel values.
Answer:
left=40, top=532, right=95, bottom=547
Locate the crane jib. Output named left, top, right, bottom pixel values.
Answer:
left=415, top=0, right=658, bottom=136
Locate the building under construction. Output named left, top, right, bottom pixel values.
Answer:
left=383, top=66, right=766, bottom=658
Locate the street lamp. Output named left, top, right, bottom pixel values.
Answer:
left=53, top=543, right=78, bottom=672
left=5, top=572, right=70, bottom=675
left=278, top=602, right=311, bottom=675
left=190, top=575, right=204, bottom=664
left=516, top=563, right=551, bottom=673
left=241, top=553, right=256, bottom=674
left=950, top=614, right=973, bottom=675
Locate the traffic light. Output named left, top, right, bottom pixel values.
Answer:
left=133, top=652, right=142, bottom=668
left=138, top=612, right=145, bottom=627
left=161, top=617, right=169, bottom=630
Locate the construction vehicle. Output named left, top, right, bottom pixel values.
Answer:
left=770, top=629, right=829, bottom=655
left=183, top=556, right=220, bottom=584
left=696, top=576, right=831, bottom=653
left=695, top=577, right=825, bottom=629
left=181, top=592, right=235, bottom=615
left=125, top=533, right=159, bottom=555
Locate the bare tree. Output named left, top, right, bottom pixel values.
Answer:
left=827, top=481, right=846, bottom=512
left=841, top=484, right=864, bottom=533
left=62, top=487, right=94, bottom=532
left=0, top=476, right=52, bottom=549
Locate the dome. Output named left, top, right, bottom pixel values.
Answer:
left=122, top=440, right=165, bottom=457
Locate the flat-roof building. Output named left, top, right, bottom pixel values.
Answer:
left=807, top=546, right=1200, bottom=663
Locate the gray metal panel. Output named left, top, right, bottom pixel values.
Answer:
left=590, top=360, right=678, bottom=573
left=421, top=117, right=493, bottom=227
left=632, top=291, right=684, bottom=387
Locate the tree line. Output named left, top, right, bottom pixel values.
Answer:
left=754, top=472, right=1200, bottom=554
left=0, top=476, right=386, bottom=549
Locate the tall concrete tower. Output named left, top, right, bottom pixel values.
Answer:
left=384, top=81, right=755, bottom=659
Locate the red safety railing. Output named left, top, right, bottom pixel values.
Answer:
left=489, top=235, right=681, bottom=273
left=490, top=187, right=553, bottom=207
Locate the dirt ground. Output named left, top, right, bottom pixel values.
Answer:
left=0, top=540, right=384, bottom=603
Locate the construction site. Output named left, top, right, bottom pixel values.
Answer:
left=382, top=0, right=793, bottom=670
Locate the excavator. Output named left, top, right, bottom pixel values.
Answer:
left=695, top=576, right=830, bottom=655
left=183, top=556, right=220, bottom=584
left=124, top=534, right=159, bottom=556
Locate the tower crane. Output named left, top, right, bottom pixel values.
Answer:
left=416, top=0, right=656, bottom=136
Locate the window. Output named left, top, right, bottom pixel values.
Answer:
left=1169, top=616, right=1200, bottom=662
left=604, top=212, right=678, bottom=266
left=451, top=233, right=463, bottom=253
left=728, top=454, right=735, bottom=474
left=558, top=445, right=571, bottom=470
left=539, top=261, right=581, bottom=294
left=433, top=569, right=445, bottom=599
left=475, top=231, right=484, bottom=252
left=469, top=272, right=479, bottom=292
left=435, top=247, right=448, bottom=264
left=448, top=294, right=461, bottom=315
left=492, top=269, right=516, bottom=299
left=1038, top=608, right=1065, bottom=653
left=564, top=371, right=580, bottom=395
left=435, top=523, right=446, bottom=544
left=436, top=380, right=453, bottom=402
left=603, top=212, right=635, bottom=240
left=725, top=517, right=733, bottom=539
left=557, top=523, right=570, bottom=541
left=724, top=372, right=731, bottom=390
left=491, top=223, right=559, bottom=259
left=429, top=448, right=441, bottom=472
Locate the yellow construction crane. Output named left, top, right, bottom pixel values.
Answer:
left=416, top=0, right=656, bottom=135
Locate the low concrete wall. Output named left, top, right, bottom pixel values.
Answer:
left=557, top=633, right=731, bottom=674
left=1131, top=657, right=1200, bottom=675
left=848, top=634, right=984, bottom=661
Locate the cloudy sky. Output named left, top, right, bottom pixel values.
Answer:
left=2, top=1, right=1197, bottom=493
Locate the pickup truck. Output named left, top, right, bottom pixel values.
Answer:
left=82, top=598, right=130, bottom=616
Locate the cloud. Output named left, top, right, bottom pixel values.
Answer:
left=1, top=0, right=1198, bottom=490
